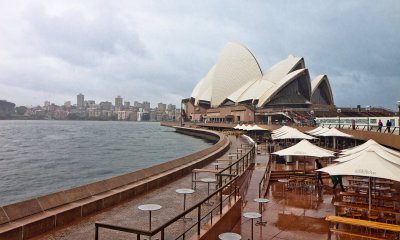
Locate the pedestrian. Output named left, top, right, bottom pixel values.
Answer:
left=386, top=120, right=392, bottom=133
left=377, top=119, right=383, bottom=132
left=332, top=175, right=345, bottom=192
left=315, top=159, right=323, bottom=185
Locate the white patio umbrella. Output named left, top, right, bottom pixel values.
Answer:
left=340, top=139, right=400, bottom=157
left=247, top=124, right=268, bottom=131
left=272, top=126, right=292, bottom=134
left=272, top=127, right=316, bottom=140
left=306, top=126, right=328, bottom=135
left=309, top=127, right=330, bottom=136
left=313, top=127, right=352, bottom=149
left=273, top=139, right=335, bottom=171
left=316, top=127, right=353, bottom=138
left=233, top=124, right=242, bottom=130
left=335, top=145, right=400, bottom=165
left=318, top=149, right=400, bottom=211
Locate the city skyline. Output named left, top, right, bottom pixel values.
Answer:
left=0, top=1, right=399, bottom=109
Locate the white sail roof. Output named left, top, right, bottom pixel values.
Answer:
left=209, top=42, right=263, bottom=107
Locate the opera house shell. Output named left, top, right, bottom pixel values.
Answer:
left=186, top=42, right=334, bottom=122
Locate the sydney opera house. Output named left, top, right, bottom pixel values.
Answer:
left=183, top=42, right=335, bottom=124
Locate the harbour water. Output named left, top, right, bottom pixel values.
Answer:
left=0, top=120, right=213, bottom=206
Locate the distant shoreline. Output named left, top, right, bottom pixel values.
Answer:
left=0, top=116, right=164, bottom=122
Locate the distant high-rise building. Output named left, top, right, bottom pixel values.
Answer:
left=77, top=94, right=84, bottom=108
left=134, top=101, right=142, bottom=108
left=115, top=96, right=123, bottom=108
left=100, top=101, right=112, bottom=111
left=143, top=101, right=150, bottom=110
left=124, top=101, right=130, bottom=108
left=157, top=102, right=166, bottom=112
left=167, top=104, right=176, bottom=111
left=44, top=101, right=50, bottom=107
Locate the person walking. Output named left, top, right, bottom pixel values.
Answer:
left=315, top=159, right=323, bottom=185
left=386, top=120, right=392, bottom=133
left=332, top=175, right=345, bottom=192
left=377, top=119, right=383, bottom=132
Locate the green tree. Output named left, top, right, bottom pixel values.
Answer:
left=16, top=106, right=27, bottom=115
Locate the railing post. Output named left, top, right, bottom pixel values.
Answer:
left=197, top=206, right=201, bottom=236
left=95, top=224, right=98, bottom=240
left=219, top=187, right=223, bottom=214
left=161, top=229, right=165, bottom=240
left=234, top=181, right=237, bottom=201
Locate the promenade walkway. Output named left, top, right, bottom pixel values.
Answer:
left=33, top=135, right=247, bottom=240
left=233, top=148, right=336, bottom=240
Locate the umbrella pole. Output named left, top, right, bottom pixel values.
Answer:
left=369, top=177, right=372, bottom=212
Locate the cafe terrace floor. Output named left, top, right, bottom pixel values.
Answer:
left=32, top=135, right=398, bottom=240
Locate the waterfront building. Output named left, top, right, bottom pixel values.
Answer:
left=117, top=110, right=134, bottom=120
left=100, top=101, right=112, bottom=111
left=0, top=100, right=15, bottom=118
left=184, top=42, right=335, bottom=124
left=115, top=96, right=123, bottom=107
left=137, top=110, right=150, bottom=121
left=77, top=93, right=84, bottom=109
left=64, top=101, right=71, bottom=109
left=142, top=101, right=151, bottom=111
left=157, top=102, right=167, bottom=112
left=133, top=101, right=142, bottom=108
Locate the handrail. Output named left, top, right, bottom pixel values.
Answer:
left=95, top=143, right=256, bottom=240
left=258, top=157, right=272, bottom=198
left=216, top=144, right=256, bottom=189
left=95, top=176, right=239, bottom=240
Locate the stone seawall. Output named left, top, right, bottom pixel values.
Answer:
left=0, top=127, right=230, bottom=240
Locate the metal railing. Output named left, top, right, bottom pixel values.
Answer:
left=258, top=157, right=272, bottom=198
left=216, top=144, right=255, bottom=189
left=321, top=124, right=399, bottom=135
left=95, top=144, right=256, bottom=240
left=95, top=177, right=239, bottom=240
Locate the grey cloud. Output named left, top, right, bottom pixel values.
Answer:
left=24, top=3, right=147, bottom=67
left=0, top=0, right=399, bottom=109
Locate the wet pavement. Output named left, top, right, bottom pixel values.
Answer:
left=232, top=151, right=336, bottom=240
left=33, top=135, right=248, bottom=240
left=33, top=136, right=340, bottom=240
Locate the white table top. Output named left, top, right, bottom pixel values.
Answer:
left=243, top=212, right=261, bottom=219
left=219, top=232, right=242, bottom=240
left=278, top=179, right=290, bottom=183
left=176, top=188, right=195, bottom=194
left=212, top=162, right=223, bottom=165
left=201, top=178, right=217, bottom=183
left=254, top=198, right=270, bottom=203
left=138, top=204, right=162, bottom=211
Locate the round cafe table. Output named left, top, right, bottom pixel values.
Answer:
left=254, top=198, right=269, bottom=226
left=243, top=212, right=261, bottom=240
left=138, top=204, right=162, bottom=231
left=218, top=232, right=242, bottom=240
left=175, top=188, right=195, bottom=221
left=201, top=178, right=217, bottom=205
left=278, top=179, right=290, bottom=196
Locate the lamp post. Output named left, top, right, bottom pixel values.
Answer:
left=397, top=101, right=400, bottom=135
left=310, top=110, right=314, bottom=126
left=180, top=100, right=183, bottom=127
left=337, top=108, right=341, bottom=129
left=253, top=102, right=257, bottom=124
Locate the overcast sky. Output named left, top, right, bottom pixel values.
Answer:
left=0, top=1, right=399, bottom=109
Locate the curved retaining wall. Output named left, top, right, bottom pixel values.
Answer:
left=0, top=127, right=230, bottom=240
